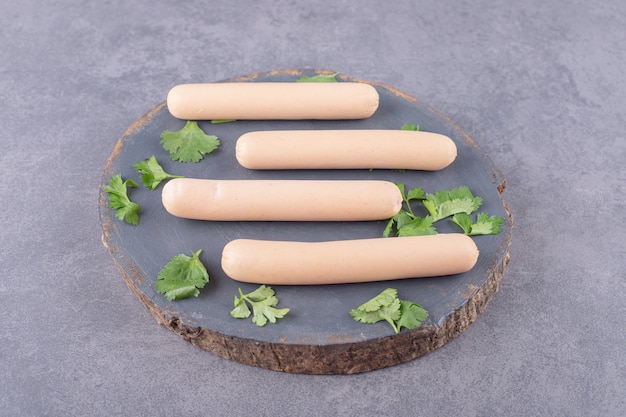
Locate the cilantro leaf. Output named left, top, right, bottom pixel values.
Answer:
left=406, top=186, right=425, bottom=202
left=230, top=285, right=290, bottom=326
left=155, top=249, right=209, bottom=301
left=350, top=288, right=429, bottom=334
left=385, top=184, right=503, bottom=237
left=354, top=288, right=398, bottom=312
left=251, top=297, right=286, bottom=327
left=451, top=211, right=473, bottom=234
left=471, top=213, right=504, bottom=235
left=383, top=210, right=414, bottom=237
left=452, top=212, right=504, bottom=235
left=350, top=294, right=401, bottom=331
left=296, top=72, right=339, bottom=82
left=160, top=121, right=220, bottom=163
left=397, top=183, right=425, bottom=216
left=396, top=300, right=429, bottom=332
left=401, top=123, right=420, bottom=131
left=423, top=186, right=482, bottom=222
left=394, top=211, right=416, bottom=230
left=397, top=216, right=437, bottom=236
left=384, top=184, right=432, bottom=237
left=376, top=298, right=403, bottom=332
left=396, top=183, right=425, bottom=213
left=103, top=174, right=140, bottom=225
left=132, top=155, right=183, bottom=190
left=383, top=216, right=397, bottom=238
left=210, top=119, right=236, bottom=124
left=231, top=293, right=251, bottom=319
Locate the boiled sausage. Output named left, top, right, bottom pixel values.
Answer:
left=161, top=178, right=402, bottom=221
left=166, top=82, right=379, bottom=120
left=221, top=234, right=479, bottom=285
left=236, top=129, right=457, bottom=171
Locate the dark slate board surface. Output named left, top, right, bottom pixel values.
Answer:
left=99, top=69, right=512, bottom=373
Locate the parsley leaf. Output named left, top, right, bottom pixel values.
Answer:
left=155, top=249, right=209, bottom=301
left=160, top=121, right=220, bottom=163
left=230, top=285, right=290, bottom=326
left=396, top=300, right=429, bottom=332
left=396, top=183, right=425, bottom=217
left=397, top=216, right=437, bottom=237
left=350, top=288, right=402, bottom=332
left=210, top=119, right=236, bottom=124
left=384, top=184, right=434, bottom=237
left=451, top=211, right=473, bottom=234
left=356, top=288, right=398, bottom=312
left=401, top=122, right=420, bottom=131
left=350, top=288, right=428, bottom=334
left=423, top=186, right=483, bottom=222
left=103, top=174, right=140, bottom=225
left=230, top=294, right=252, bottom=320
left=452, top=212, right=504, bottom=235
left=374, top=298, right=402, bottom=331
left=296, top=72, right=339, bottom=82
left=393, top=211, right=415, bottom=230
left=406, top=186, right=425, bottom=202
left=132, top=155, right=183, bottom=190
left=385, top=184, right=503, bottom=237
left=384, top=211, right=410, bottom=237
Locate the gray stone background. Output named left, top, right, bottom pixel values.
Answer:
left=1, top=1, right=624, bottom=416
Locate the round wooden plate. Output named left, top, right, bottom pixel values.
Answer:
left=99, top=69, right=512, bottom=374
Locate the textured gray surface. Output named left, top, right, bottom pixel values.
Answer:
left=1, top=0, right=624, bottom=416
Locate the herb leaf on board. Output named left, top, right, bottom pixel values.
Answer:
left=400, top=122, right=420, bottom=131
left=103, top=174, right=141, bottom=225
left=230, top=285, right=290, bottom=327
left=133, top=155, right=183, bottom=190
left=155, top=249, right=209, bottom=301
left=160, top=121, right=220, bottom=163
left=350, top=288, right=429, bottom=334
left=422, top=186, right=483, bottom=222
left=452, top=212, right=504, bottom=235
left=296, top=72, right=339, bottom=82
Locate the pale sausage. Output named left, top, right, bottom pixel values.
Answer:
left=221, top=234, right=479, bottom=285
left=166, top=82, right=379, bottom=120
left=236, top=130, right=457, bottom=171
left=161, top=178, right=402, bottom=221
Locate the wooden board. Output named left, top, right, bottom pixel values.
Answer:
left=99, top=69, right=512, bottom=374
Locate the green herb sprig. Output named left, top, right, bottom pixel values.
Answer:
left=160, top=121, right=220, bottom=163
left=296, top=72, right=339, bottom=82
left=104, top=174, right=141, bottom=225
left=230, top=285, right=290, bottom=326
left=133, top=155, right=183, bottom=190
left=350, top=288, right=429, bottom=334
left=400, top=122, right=420, bottom=131
left=385, top=184, right=504, bottom=237
left=155, top=249, right=209, bottom=301
left=452, top=212, right=504, bottom=236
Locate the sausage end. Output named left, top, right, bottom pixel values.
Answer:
left=362, top=84, right=380, bottom=118
left=166, top=85, right=189, bottom=120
